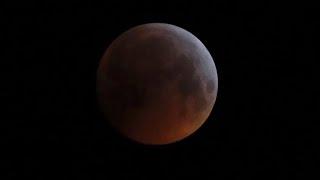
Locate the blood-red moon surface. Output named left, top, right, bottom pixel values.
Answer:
left=97, top=23, right=218, bottom=145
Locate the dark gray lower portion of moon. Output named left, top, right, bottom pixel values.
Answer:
left=97, top=23, right=218, bottom=145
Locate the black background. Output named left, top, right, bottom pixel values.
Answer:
left=2, top=1, right=318, bottom=179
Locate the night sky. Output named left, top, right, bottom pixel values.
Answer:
left=3, top=1, right=317, bottom=179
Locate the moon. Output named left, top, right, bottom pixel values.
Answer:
left=97, top=23, right=218, bottom=145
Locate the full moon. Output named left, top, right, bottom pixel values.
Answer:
left=97, top=23, right=218, bottom=145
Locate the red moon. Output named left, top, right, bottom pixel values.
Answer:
left=97, top=23, right=218, bottom=145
